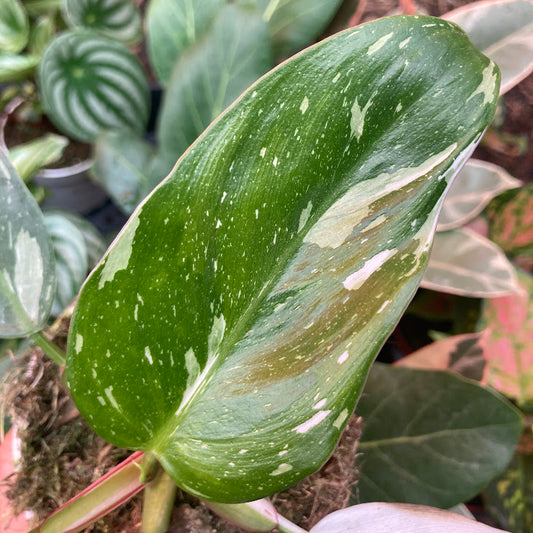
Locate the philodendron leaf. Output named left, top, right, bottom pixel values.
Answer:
left=0, top=150, right=55, bottom=337
left=437, top=159, right=521, bottom=231
left=91, top=130, right=157, bottom=215
left=0, top=0, right=29, bottom=53
left=66, top=16, right=499, bottom=503
left=478, top=269, right=533, bottom=409
left=445, top=0, right=533, bottom=94
left=158, top=3, right=271, bottom=161
left=8, top=133, right=68, bottom=182
left=258, top=0, right=344, bottom=59
left=146, top=0, right=225, bottom=85
left=38, top=30, right=150, bottom=143
left=355, top=364, right=522, bottom=508
left=310, top=503, right=507, bottom=532
left=62, top=0, right=142, bottom=44
left=421, top=227, right=519, bottom=297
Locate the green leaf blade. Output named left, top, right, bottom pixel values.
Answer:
left=356, top=364, right=523, bottom=508
left=67, top=16, right=499, bottom=502
left=0, top=0, right=29, bottom=53
left=0, top=150, right=55, bottom=337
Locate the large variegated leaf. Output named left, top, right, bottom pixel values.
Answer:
left=38, top=30, right=150, bottom=142
left=0, top=149, right=55, bottom=337
left=158, top=3, right=271, bottom=161
left=66, top=16, right=499, bottom=503
left=62, top=0, right=142, bottom=44
left=421, top=227, right=519, bottom=297
left=437, top=159, right=521, bottom=231
left=0, top=0, right=29, bottom=53
left=445, top=0, right=533, bottom=94
left=355, top=364, right=522, bottom=507
left=146, top=0, right=225, bottom=85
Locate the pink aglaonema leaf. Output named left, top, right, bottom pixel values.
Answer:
left=487, top=183, right=533, bottom=270
left=32, top=451, right=146, bottom=533
left=478, top=269, right=533, bottom=407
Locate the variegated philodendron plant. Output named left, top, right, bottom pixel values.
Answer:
left=64, top=12, right=499, bottom=508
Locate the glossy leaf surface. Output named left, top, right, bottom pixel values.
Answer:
left=310, top=503, right=507, bottom=533
left=437, top=159, right=521, bottom=231
left=63, top=0, right=142, bottom=44
left=66, top=16, right=499, bottom=502
left=445, top=0, right=533, bottom=94
left=38, top=30, right=150, bottom=142
left=158, top=3, right=271, bottom=161
left=92, top=130, right=157, bottom=215
left=0, top=0, right=29, bottom=53
left=356, top=364, right=522, bottom=507
left=0, top=53, right=38, bottom=82
left=478, top=269, right=533, bottom=408
left=421, top=227, right=519, bottom=297
left=0, top=150, right=55, bottom=337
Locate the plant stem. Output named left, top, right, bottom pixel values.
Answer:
left=31, top=331, right=66, bottom=366
left=141, top=467, right=177, bottom=533
left=277, top=515, right=309, bottom=533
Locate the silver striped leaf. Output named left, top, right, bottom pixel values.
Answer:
left=62, top=0, right=142, bottom=44
left=66, top=16, right=500, bottom=503
left=0, top=0, right=29, bottom=53
left=38, top=30, right=150, bottom=142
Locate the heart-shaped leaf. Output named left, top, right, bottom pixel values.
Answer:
left=0, top=149, right=55, bottom=337
left=157, top=3, right=271, bottom=162
left=421, top=227, right=519, bottom=297
left=310, top=503, right=507, bottom=532
left=62, top=0, right=142, bottom=44
left=38, top=30, right=150, bottom=142
left=66, top=16, right=499, bottom=503
left=146, top=0, right=225, bottom=85
left=0, top=0, right=29, bottom=53
left=437, top=159, right=521, bottom=231
left=445, top=0, right=533, bottom=94
left=355, top=364, right=522, bottom=508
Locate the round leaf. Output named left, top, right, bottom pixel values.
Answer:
left=66, top=16, right=499, bottom=503
left=38, top=30, right=150, bottom=142
left=0, top=149, right=55, bottom=337
left=0, top=0, right=29, bottom=53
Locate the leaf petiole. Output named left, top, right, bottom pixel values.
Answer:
left=31, top=331, right=66, bottom=367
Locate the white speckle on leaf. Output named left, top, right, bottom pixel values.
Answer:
left=332, top=72, right=340, bottom=83
left=273, top=156, right=278, bottom=167
left=399, top=37, right=411, bottom=49
left=216, top=219, right=222, bottom=229
left=298, top=200, right=313, bottom=233
left=467, top=61, right=499, bottom=107
left=270, top=463, right=293, bottom=476
left=300, top=96, right=309, bottom=114
left=104, top=386, right=120, bottom=412
left=75, top=334, right=83, bottom=354
left=260, top=147, right=266, bottom=158
left=395, top=102, right=403, bottom=113
left=313, top=398, right=327, bottom=409
left=350, top=93, right=374, bottom=141
left=377, top=300, right=391, bottom=314
left=144, top=346, right=153, bottom=365
left=333, top=409, right=349, bottom=429
left=239, top=449, right=248, bottom=454
left=97, top=396, right=106, bottom=406
left=293, top=410, right=331, bottom=434
left=337, top=351, right=349, bottom=364
left=185, top=348, right=200, bottom=388
left=99, top=216, right=139, bottom=289
left=221, top=191, right=227, bottom=203
left=343, top=249, right=396, bottom=291
left=367, top=32, right=393, bottom=55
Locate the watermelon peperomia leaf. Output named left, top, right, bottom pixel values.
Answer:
left=0, top=149, right=55, bottom=337
left=66, top=16, right=500, bottom=503
left=38, top=30, right=150, bottom=143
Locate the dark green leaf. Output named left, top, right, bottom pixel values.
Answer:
left=355, top=364, right=522, bottom=507
left=66, top=16, right=499, bottom=502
